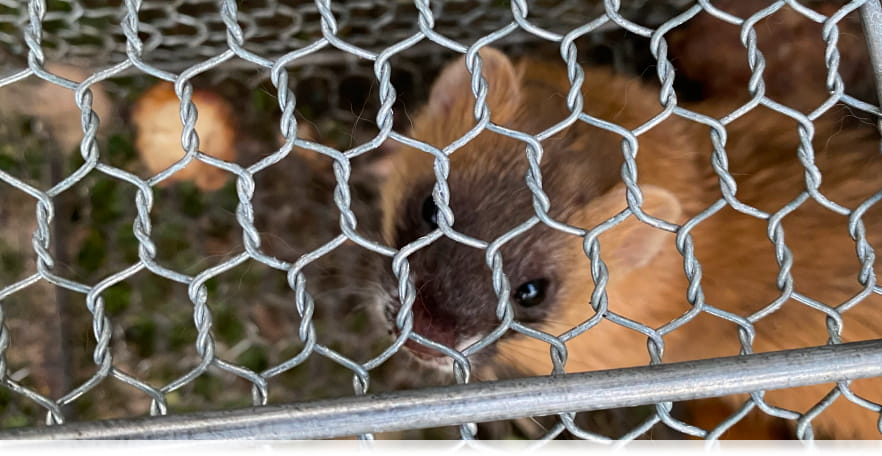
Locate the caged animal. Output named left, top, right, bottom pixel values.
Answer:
left=371, top=8, right=882, bottom=440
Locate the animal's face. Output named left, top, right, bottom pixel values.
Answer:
left=374, top=48, right=681, bottom=373
left=377, top=148, right=570, bottom=368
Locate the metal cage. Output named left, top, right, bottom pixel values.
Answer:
left=0, top=0, right=881, bottom=441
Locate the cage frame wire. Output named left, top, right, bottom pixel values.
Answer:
left=0, top=339, right=882, bottom=440
left=0, top=0, right=881, bottom=441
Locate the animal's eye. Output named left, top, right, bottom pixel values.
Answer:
left=422, top=195, right=438, bottom=229
left=514, top=279, right=549, bottom=308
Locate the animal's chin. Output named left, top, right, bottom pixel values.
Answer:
left=401, top=344, right=501, bottom=381
left=393, top=328, right=455, bottom=367
left=404, top=348, right=456, bottom=371
left=390, top=328, right=499, bottom=375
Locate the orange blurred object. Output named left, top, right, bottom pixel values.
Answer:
left=131, top=82, right=237, bottom=191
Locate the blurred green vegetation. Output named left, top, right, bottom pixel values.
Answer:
left=0, top=82, right=420, bottom=435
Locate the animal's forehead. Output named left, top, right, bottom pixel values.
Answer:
left=390, top=111, right=626, bottom=248
left=407, top=151, right=537, bottom=234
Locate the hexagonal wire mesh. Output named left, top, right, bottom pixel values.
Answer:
left=0, top=0, right=881, bottom=441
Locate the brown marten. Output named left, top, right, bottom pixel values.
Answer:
left=372, top=12, right=881, bottom=440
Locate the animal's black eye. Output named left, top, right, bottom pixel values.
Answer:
left=422, top=195, right=438, bottom=229
left=514, top=279, right=549, bottom=308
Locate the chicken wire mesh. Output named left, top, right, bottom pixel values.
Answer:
left=0, top=0, right=880, bottom=441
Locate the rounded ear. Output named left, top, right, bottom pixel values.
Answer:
left=426, top=47, right=522, bottom=128
left=572, top=184, right=682, bottom=273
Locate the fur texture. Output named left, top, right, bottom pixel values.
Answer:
left=376, top=21, right=881, bottom=439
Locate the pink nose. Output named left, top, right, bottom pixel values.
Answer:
left=394, top=297, right=456, bottom=359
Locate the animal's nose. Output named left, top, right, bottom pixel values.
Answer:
left=392, top=293, right=457, bottom=360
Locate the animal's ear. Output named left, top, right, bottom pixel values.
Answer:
left=426, top=47, right=522, bottom=128
left=571, top=184, right=682, bottom=273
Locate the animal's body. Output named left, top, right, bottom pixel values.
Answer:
left=374, top=39, right=881, bottom=438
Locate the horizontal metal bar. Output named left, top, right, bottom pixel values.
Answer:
left=2, top=339, right=882, bottom=440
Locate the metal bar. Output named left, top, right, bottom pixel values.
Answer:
left=860, top=0, right=882, bottom=137
left=2, top=339, right=882, bottom=440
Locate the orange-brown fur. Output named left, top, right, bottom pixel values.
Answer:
left=378, top=32, right=881, bottom=440
left=666, top=0, right=874, bottom=114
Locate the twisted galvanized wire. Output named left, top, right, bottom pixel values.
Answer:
left=0, top=0, right=693, bottom=73
left=0, top=0, right=880, bottom=441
